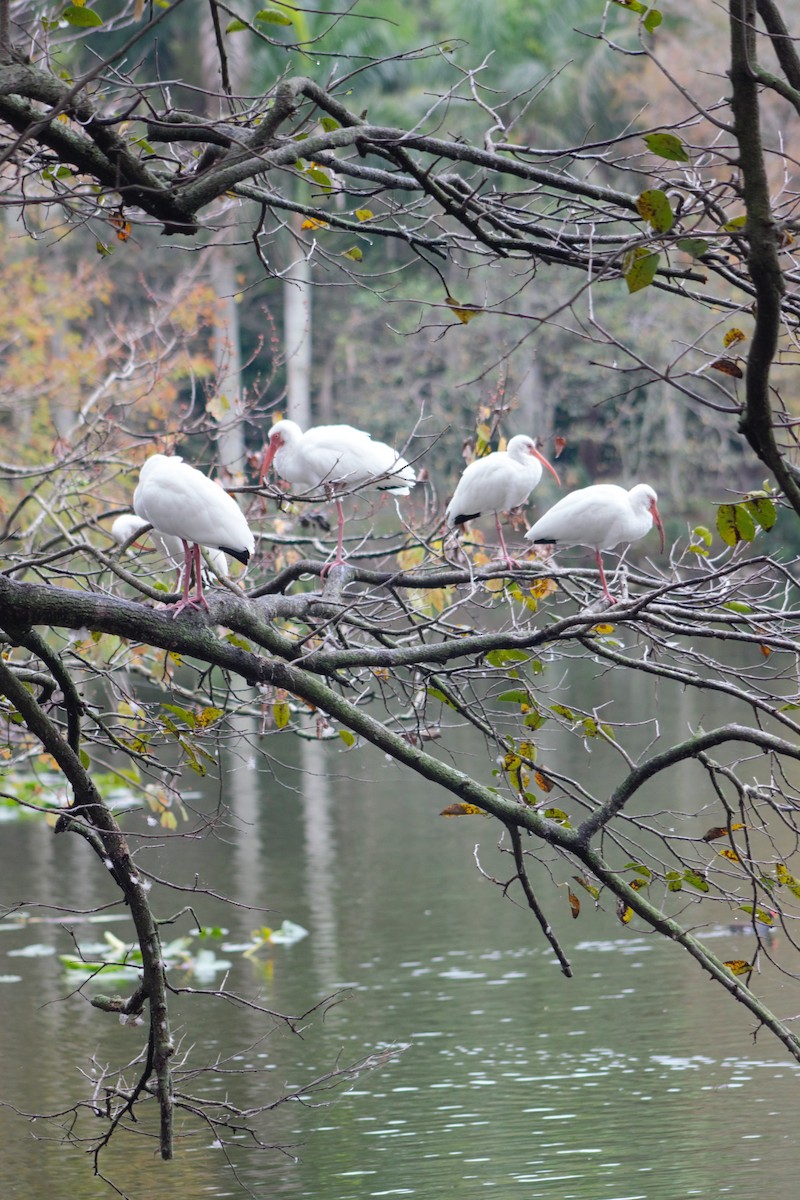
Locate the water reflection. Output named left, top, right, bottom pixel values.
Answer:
left=2, top=656, right=800, bottom=1199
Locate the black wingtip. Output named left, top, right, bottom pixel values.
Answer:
left=452, top=511, right=479, bottom=526
left=531, top=537, right=556, bottom=545
left=221, top=545, right=251, bottom=566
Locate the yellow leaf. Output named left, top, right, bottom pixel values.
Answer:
left=724, top=959, right=752, bottom=977
left=617, top=900, right=634, bottom=924
left=534, top=770, right=553, bottom=793
left=273, top=701, right=291, bottom=729
left=341, top=246, right=363, bottom=261
left=723, top=327, right=747, bottom=348
left=354, top=208, right=374, bottom=221
left=718, top=847, right=740, bottom=861
left=568, top=889, right=580, bottom=919
left=445, top=294, right=482, bottom=324
left=301, top=217, right=329, bottom=230
left=160, top=810, right=178, bottom=830
left=592, top=622, right=614, bottom=635
left=440, top=802, right=486, bottom=816
left=397, top=545, right=425, bottom=571
left=196, top=706, right=224, bottom=729
left=529, top=577, right=558, bottom=600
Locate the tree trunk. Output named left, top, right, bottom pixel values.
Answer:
left=284, top=211, right=313, bottom=427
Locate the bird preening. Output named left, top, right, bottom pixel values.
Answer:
left=114, top=427, right=664, bottom=615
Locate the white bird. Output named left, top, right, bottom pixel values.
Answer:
left=525, top=482, right=664, bottom=603
left=446, top=435, right=560, bottom=569
left=260, top=419, right=416, bottom=571
left=111, top=514, right=228, bottom=581
left=132, top=454, right=254, bottom=614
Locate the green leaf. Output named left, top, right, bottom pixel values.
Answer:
left=624, top=248, right=660, bottom=293
left=304, top=166, right=333, bottom=191
left=225, top=632, right=252, bottom=651
left=226, top=18, right=249, bottom=32
left=677, top=237, right=709, bottom=259
left=636, top=188, right=673, bottom=233
left=612, top=0, right=662, bottom=31
left=723, top=601, right=753, bottom=614
left=341, top=246, right=363, bottom=261
left=161, top=703, right=196, bottom=729
left=273, top=701, right=291, bottom=730
left=743, top=496, right=777, bottom=531
left=665, top=870, right=683, bottom=892
left=79, top=749, right=90, bottom=769
left=693, top=524, right=713, bottom=546
left=524, top=709, right=547, bottom=731
left=722, top=214, right=746, bottom=233
left=682, top=868, right=709, bottom=893
left=497, top=689, right=530, bottom=704
left=550, top=703, right=575, bottom=720
left=256, top=7, right=294, bottom=25
left=339, top=729, right=356, bottom=748
left=63, top=5, right=103, bottom=27
left=643, top=132, right=689, bottom=162
left=543, top=807, right=572, bottom=828
left=320, top=116, right=341, bottom=132
left=426, top=686, right=458, bottom=710
left=486, top=648, right=529, bottom=667
left=582, top=717, right=598, bottom=737
left=624, top=861, right=652, bottom=879
left=716, top=503, right=756, bottom=547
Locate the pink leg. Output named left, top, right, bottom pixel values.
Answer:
left=596, top=549, right=617, bottom=604
left=321, top=496, right=347, bottom=577
left=495, top=512, right=519, bottom=572
left=172, top=541, right=210, bottom=617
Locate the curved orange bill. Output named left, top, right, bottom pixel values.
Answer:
left=650, top=499, right=665, bottom=552
left=532, top=444, right=561, bottom=487
left=259, top=440, right=278, bottom=485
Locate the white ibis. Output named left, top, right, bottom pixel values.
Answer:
left=446, top=435, right=560, bottom=569
left=260, top=419, right=416, bottom=570
left=111, top=514, right=228, bottom=581
left=525, top=482, right=664, bottom=603
left=132, top=454, right=254, bottom=615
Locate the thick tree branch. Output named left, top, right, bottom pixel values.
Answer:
left=729, top=1, right=800, bottom=514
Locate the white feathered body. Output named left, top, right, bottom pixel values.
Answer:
left=526, top=483, right=658, bottom=551
left=265, top=419, right=416, bottom=495
left=446, top=436, right=546, bottom=525
left=133, top=454, right=254, bottom=565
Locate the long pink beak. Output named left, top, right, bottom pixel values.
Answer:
left=651, top=500, right=665, bottom=552
left=259, top=439, right=279, bottom=485
left=531, top=443, right=561, bottom=487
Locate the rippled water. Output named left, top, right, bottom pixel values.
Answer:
left=2, top=666, right=799, bottom=1199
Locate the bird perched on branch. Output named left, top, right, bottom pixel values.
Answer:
left=446, top=434, right=560, bottom=569
left=259, top=418, right=416, bottom=572
left=526, top=482, right=664, bottom=603
left=132, top=454, right=253, bottom=615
